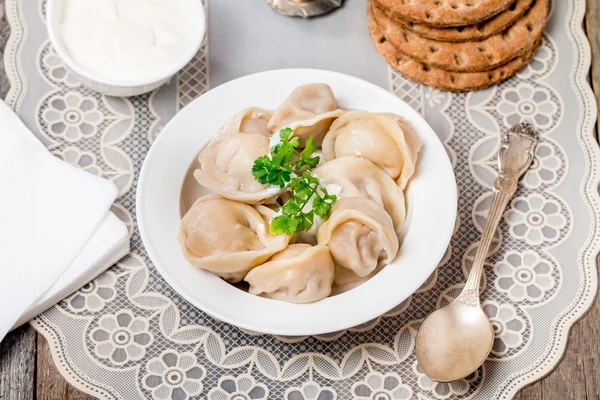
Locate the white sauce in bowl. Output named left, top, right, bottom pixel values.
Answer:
left=60, top=0, right=192, bottom=81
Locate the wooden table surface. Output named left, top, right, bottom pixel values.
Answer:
left=0, top=1, right=599, bottom=399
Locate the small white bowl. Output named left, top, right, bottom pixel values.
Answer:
left=46, top=0, right=205, bottom=97
left=137, top=69, right=457, bottom=336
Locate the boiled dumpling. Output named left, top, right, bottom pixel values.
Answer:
left=178, top=196, right=291, bottom=282
left=382, top=113, right=421, bottom=190
left=312, top=156, right=406, bottom=235
left=219, top=107, right=273, bottom=137
left=317, top=197, right=399, bottom=285
left=321, top=111, right=421, bottom=189
left=244, top=244, right=335, bottom=303
left=268, top=83, right=343, bottom=147
left=194, top=132, right=281, bottom=204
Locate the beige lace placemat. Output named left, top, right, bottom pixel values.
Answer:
left=4, top=0, right=598, bottom=398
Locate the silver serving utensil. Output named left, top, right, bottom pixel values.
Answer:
left=265, top=0, right=342, bottom=18
left=416, top=122, right=538, bottom=383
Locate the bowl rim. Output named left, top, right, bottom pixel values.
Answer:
left=136, top=68, right=458, bottom=336
left=45, top=0, right=206, bottom=88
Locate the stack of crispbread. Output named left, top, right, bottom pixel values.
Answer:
left=368, top=0, right=548, bottom=91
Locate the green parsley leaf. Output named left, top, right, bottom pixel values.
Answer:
left=288, top=136, right=300, bottom=149
left=295, top=136, right=320, bottom=170
left=289, top=177, right=313, bottom=199
left=312, top=195, right=329, bottom=219
left=269, top=215, right=298, bottom=236
left=296, top=211, right=314, bottom=232
left=281, top=198, right=301, bottom=216
left=279, top=127, right=293, bottom=141
left=302, top=136, right=318, bottom=157
left=251, top=155, right=271, bottom=184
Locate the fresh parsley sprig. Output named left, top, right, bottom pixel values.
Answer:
left=270, top=172, right=337, bottom=235
left=251, top=128, right=336, bottom=236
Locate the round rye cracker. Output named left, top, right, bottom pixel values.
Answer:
left=369, top=16, right=543, bottom=92
left=381, top=0, right=535, bottom=43
left=374, top=0, right=517, bottom=28
left=369, top=0, right=547, bottom=72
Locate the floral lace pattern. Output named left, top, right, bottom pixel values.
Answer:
left=351, top=372, right=413, bottom=400
left=3, top=0, right=599, bottom=399
left=142, top=351, right=206, bottom=400
left=208, top=375, right=268, bottom=400
left=42, top=92, right=103, bottom=142
left=494, top=250, right=556, bottom=302
left=66, top=271, right=116, bottom=312
left=504, top=193, right=567, bottom=245
left=286, top=381, right=337, bottom=400
left=482, top=302, right=526, bottom=357
left=413, top=362, right=480, bottom=400
left=90, top=310, right=154, bottom=366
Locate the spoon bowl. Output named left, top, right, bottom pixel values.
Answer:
left=416, top=300, right=494, bottom=382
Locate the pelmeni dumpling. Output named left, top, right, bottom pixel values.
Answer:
left=317, top=197, right=399, bottom=285
left=194, top=132, right=281, bottom=204
left=178, top=196, right=291, bottom=282
left=245, top=244, right=335, bottom=303
left=382, top=113, right=422, bottom=190
left=312, top=156, right=406, bottom=235
left=322, top=110, right=421, bottom=189
left=268, top=83, right=343, bottom=147
left=219, top=107, right=273, bottom=137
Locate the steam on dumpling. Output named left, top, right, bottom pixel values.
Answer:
left=194, top=132, right=282, bottom=204
left=268, top=83, right=343, bottom=147
left=178, top=196, right=291, bottom=283
left=317, top=197, right=399, bottom=286
left=244, top=244, right=335, bottom=303
left=313, top=156, right=406, bottom=235
left=322, top=111, right=421, bottom=189
left=219, top=107, right=273, bottom=137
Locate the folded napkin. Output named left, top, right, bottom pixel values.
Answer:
left=0, top=100, right=121, bottom=340
left=11, top=211, right=130, bottom=330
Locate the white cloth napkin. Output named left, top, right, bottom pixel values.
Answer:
left=0, top=100, right=119, bottom=340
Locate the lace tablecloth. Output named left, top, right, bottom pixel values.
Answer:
left=4, top=0, right=599, bottom=399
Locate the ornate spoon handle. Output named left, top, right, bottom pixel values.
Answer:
left=457, top=122, right=538, bottom=306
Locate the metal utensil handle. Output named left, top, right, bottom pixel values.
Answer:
left=457, top=177, right=517, bottom=306
left=457, top=122, right=537, bottom=306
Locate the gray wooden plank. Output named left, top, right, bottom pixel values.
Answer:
left=539, top=319, right=590, bottom=400
left=36, top=336, right=95, bottom=400
left=514, top=381, right=543, bottom=400
left=0, top=325, right=36, bottom=400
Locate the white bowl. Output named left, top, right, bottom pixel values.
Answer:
left=46, top=0, right=205, bottom=97
left=137, top=69, right=457, bottom=336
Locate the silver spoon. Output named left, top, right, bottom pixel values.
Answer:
left=416, top=122, right=538, bottom=383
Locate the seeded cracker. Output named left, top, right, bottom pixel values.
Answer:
left=383, top=0, right=535, bottom=43
left=374, top=0, right=517, bottom=27
left=369, top=0, right=547, bottom=73
left=369, top=16, right=543, bottom=91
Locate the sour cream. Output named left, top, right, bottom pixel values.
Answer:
left=59, top=0, right=193, bottom=82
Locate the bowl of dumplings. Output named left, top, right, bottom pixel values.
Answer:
left=137, top=69, right=457, bottom=335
